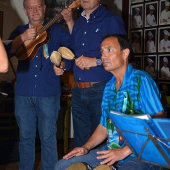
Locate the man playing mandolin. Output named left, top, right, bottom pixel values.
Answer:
left=5, top=0, right=72, bottom=169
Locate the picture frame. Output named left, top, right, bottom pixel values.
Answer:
left=131, top=4, right=143, bottom=29
left=0, top=11, right=3, bottom=37
left=131, top=0, right=144, bottom=4
left=158, top=55, right=170, bottom=80
left=131, top=55, right=143, bottom=70
left=157, top=82, right=170, bottom=96
left=130, top=30, right=143, bottom=54
left=145, top=1, right=158, bottom=27
left=144, top=28, right=157, bottom=53
left=158, top=27, right=170, bottom=52
left=143, top=55, right=157, bottom=79
left=159, top=0, right=170, bottom=25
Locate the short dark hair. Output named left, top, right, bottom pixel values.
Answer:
left=102, top=34, right=134, bottom=62
left=102, top=34, right=132, bottom=51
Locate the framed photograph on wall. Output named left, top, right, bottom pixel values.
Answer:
left=145, top=1, right=158, bottom=27
left=131, top=0, right=144, bottom=4
left=159, top=0, right=170, bottom=25
left=0, top=11, right=3, bottom=37
left=131, top=4, right=143, bottom=29
left=131, top=55, right=143, bottom=70
left=144, top=28, right=157, bottom=53
left=143, top=55, right=157, bottom=79
left=158, top=55, right=170, bottom=80
left=130, top=30, right=142, bottom=54
left=158, top=82, right=170, bottom=96
left=158, top=27, right=170, bottom=52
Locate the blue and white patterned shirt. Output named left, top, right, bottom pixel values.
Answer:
left=100, top=64, right=164, bottom=149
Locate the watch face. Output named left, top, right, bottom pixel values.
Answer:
left=96, top=59, right=102, bottom=65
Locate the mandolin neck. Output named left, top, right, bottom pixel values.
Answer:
left=38, top=13, right=63, bottom=35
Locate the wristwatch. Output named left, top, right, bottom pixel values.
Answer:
left=96, top=59, right=102, bottom=66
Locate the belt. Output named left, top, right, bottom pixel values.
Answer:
left=75, top=82, right=100, bottom=88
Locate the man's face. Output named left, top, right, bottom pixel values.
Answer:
left=24, top=0, right=46, bottom=26
left=163, top=62, right=168, bottom=67
left=148, top=35, right=152, bottom=41
left=164, top=35, right=169, bottom=41
left=136, top=11, right=140, bottom=16
left=165, top=6, right=169, bottom=12
left=100, top=37, right=126, bottom=73
left=148, top=62, right=153, bottom=67
left=81, top=0, right=100, bottom=12
left=149, top=9, right=154, bottom=15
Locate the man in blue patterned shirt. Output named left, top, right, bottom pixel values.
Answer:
left=55, top=35, right=165, bottom=170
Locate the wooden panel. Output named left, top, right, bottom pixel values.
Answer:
left=122, top=0, right=129, bottom=33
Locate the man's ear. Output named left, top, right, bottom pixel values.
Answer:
left=23, top=8, right=28, bottom=16
left=123, top=49, right=130, bottom=60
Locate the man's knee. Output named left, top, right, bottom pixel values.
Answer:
left=66, top=162, right=88, bottom=170
left=55, top=159, right=70, bottom=170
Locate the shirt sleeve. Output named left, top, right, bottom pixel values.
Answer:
left=100, top=108, right=108, bottom=128
left=108, top=15, right=126, bottom=35
left=140, top=75, right=164, bottom=116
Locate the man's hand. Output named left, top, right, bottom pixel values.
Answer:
left=63, top=147, right=89, bottom=160
left=75, top=56, right=96, bottom=70
left=61, top=7, right=74, bottom=34
left=21, top=28, right=37, bottom=42
left=61, top=7, right=73, bottom=23
left=96, top=146, right=132, bottom=166
left=53, top=61, right=65, bottom=75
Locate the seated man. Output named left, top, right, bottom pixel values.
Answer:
left=55, top=34, right=165, bottom=170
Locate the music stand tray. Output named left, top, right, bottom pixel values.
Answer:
left=108, top=111, right=170, bottom=169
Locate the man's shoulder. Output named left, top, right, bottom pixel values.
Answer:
left=133, top=69, right=153, bottom=81
left=16, top=24, right=29, bottom=30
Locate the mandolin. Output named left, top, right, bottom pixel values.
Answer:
left=16, top=0, right=80, bottom=60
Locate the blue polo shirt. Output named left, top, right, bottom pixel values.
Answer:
left=70, top=5, right=126, bottom=82
left=7, top=23, right=71, bottom=97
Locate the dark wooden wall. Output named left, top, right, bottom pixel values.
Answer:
left=122, top=0, right=129, bottom=33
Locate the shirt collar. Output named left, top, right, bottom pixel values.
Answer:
left=110, top=64, right=134, bottom=90
left=81, top=4, right=103, bottom=20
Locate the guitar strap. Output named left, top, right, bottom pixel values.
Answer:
left=43, top=44, right=49, bottom=59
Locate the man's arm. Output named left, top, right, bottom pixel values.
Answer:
left=61, top=8, right=74, bottom=34
left=10, top=27, right=37, bottom=53
left=153, top=111, right=166, bottom=118
left=0, top=38, right=8, bottom=73
left=63, top=124, right=107, bottom=160
left=96, top=145, right=132, bottom=166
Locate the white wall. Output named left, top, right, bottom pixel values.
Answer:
left=0, top=0, right=122, bottom=82
left=0, top=0, right=28, bottom=40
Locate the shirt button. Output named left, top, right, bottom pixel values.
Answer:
left=36, top=56, right=38, bottom=58
left=82, top=43, right=84, bottom=46
left=35, top=85, right=36, bottom=88
left=35, top=65, right=37, bottom=67
left=35, top=75, right=37, bottom=77
left=87, top=20, right=89, bottom=23
left=84, top=31, right=86, bottom=34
